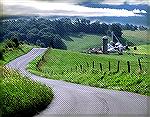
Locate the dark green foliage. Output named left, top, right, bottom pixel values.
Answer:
left=52, top=35, right=67, bottom=50
left=11, top=36, right=19, bottom=48
left=1, top=17, right=147, bottom=50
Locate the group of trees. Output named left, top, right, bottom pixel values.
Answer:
left=0, top=17, right=148, bottom=49
left=0, top=37, right=20, bottom=60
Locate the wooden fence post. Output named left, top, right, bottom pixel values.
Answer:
left=127, top=61, right=130, bottom=73
left=109, top=61, right=111, bottom=71
left=76, top=66, right=78, bottom=72
left=87, top=62, right=89, bottom=67
left=80, top=65, right=83, bottom=71
left=138, top=59, right=142, bottom=71
left=51, top=70, right=53, bottom=75
left=71, top=68, right=73, bottom=72
left=117, top=61, right=120, bottom=72
left=100, top=63, right=102, bottom=71
left=92, top=61, right=95, bottom=68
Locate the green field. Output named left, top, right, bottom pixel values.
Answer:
left=27, top=30, right=149, bottom=96
left=64, top=30, right=148, bottom=53
left=128, top=45, right=150, bottom=55
left=64, top=34, right=103, bottom=52
left=122, top=30, right=149, bottom=45
left=28, top=49, right=150, bottom=96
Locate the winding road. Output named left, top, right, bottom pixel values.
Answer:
left=6, top=48, right=149, bottom=117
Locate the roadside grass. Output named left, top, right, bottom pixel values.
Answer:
left=27, top=49, right=150, bottom=96
left=0, top=44, right=54, bottom=117
left=0, top=67, right=53, bottom=117
left=0, top=44, right=35, bottom=66
left=64, top=34, right=103, bottom=52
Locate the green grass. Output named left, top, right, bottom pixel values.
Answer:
left=64, top=34, right=103, bottom=52
left=64, top=31, right=148, bottom=52
left=122, top=30, right=149, bottom=45
left=27, top=49, right=150, bottom=96
left=127, top=45, right=150, bottom=55
left=0, top=43, right=54, bottom=117
left=0, top=44, right=35, bottom=66
left=0, top=67, right=53, bottom=117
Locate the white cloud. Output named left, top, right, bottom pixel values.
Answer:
left=133, top=9, right=147, bottom=14
left=2, top=0, right=142, bottom=17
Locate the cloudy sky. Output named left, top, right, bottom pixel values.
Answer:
left=1, top=0, right=148, bottom=17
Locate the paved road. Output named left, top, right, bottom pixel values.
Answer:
left=6, top=48, right=149, bottom=117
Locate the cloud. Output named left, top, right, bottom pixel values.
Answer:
left=133, top=9, right=147, bottom=14
left=100, top=0, right=149, bottom=5
left=2, top=0, right=144, bottom=17
left=31, top=0, right=149, bottom=4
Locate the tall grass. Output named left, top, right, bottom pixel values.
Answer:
left=0, top=67, right=53, bottom=117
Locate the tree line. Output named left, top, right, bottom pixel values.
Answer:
left=0, top=17, right=147, bottom=49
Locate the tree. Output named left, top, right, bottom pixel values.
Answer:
left=11, top=36, right=19, bottom=48
left=29, top=28, right=39, bottom=34
left=38, top=24, right=48, bottom=30
left=40, top=34, right=55, bottom=47
left=52, top=35, right=67, bottom=50
left=55, top=20, right=67, bottom=36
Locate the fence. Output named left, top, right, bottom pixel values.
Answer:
left=62, top=58, right=143, bottom=74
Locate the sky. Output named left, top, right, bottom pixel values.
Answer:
left=1, top=0, right=148, bottom=17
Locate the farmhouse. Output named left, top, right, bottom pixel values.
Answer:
left=88, top=31, right=127, bottom=55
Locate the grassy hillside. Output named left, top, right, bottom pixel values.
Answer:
left=64, top=34, right=103, bottom=52
left=122, top=30, right=149, bottom=45
left=64, top=31, right=148, bottom=53
left=0, top=44, right=35, bottom=66
left=0, top=67, right=53, bottom=117
left=28, top=49, right=150, bottom=96
left=128, top=45, right=150, bottom=55
left=0, top=43, right=53, bottom=117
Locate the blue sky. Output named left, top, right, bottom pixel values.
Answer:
left=1, top=0, right=148, bottom=16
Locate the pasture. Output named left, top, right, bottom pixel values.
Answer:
left=64, top=30, right=149, bottom=53
left=28, top=49, right=150, bottom=96
left=64, top=34, right=103, bottom=52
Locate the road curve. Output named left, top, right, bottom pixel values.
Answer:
left=6, top=48, right=149, bottom=117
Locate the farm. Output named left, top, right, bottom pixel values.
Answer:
left=28, top=30, right=150, bottom=96
left=0, top=16, right=149, bottom=116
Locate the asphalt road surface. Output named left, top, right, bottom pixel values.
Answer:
left=6, top=48, right=149, bottom=117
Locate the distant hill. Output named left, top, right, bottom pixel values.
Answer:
left=79, top=2, right=148, bottom=11
left=1, top=15, right=147, bottom=27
